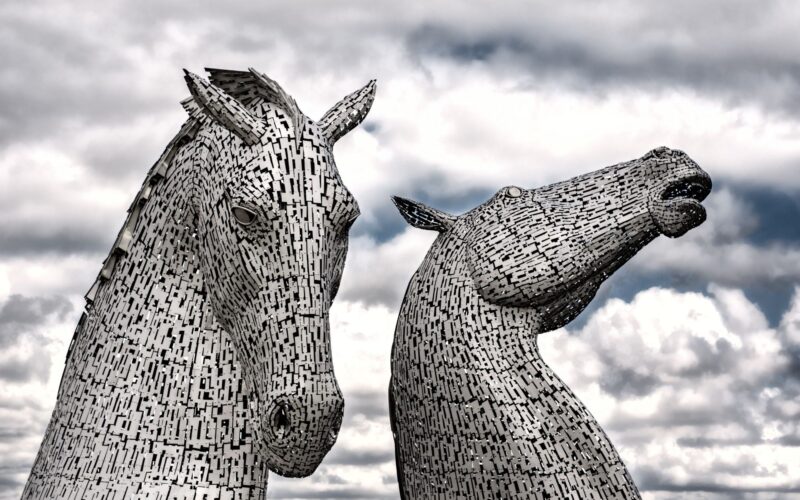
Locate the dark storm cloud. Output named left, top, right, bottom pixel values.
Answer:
left=0, top=295, right=69, bottom=386
left=0, top=295, right=72, bottom=347
left=737, top=184, right=800, bottom=245
left=343, top=390, right=388, bottom=421
left=0, top=221, right=114, bottom=257
left=0, top=476, right=23, bottom=492
left=406, top=1, right=800, bottom=118
left=636, top=463, right=800, bottom=494
left=2, top=0, right=797, bottom=262
left=346, top=177, right=800, bottom=315
left=676, top=436, right=764, bottom=448
left=355, top=169, right=494, bottom=243
left=0, top=7, right=175, bottom=147
left=4, top=0, right=797, bottom=151
left=0, top=354, right=49, bottom=383
left=0, top=1, right=798, bottom=498
left=325, top=448, right=394, bottom=467
left=598, top=366, right=660, bottom=397
left=594, top=183, right=800, bottom=326
left=0, top=0, right=382, bottom=152
left=0, top=407, right=52, bottom=499
left=0, top=396, right=47, bottom=411
left=270, top=488, right=396, bottom=500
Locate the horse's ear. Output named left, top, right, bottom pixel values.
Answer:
left=318, top=80, right=376, bottom=145
left=183, top=69, right=266, bottom=146
left=392, top=196, right=455, bottom=232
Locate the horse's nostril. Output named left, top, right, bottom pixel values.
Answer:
left=273, top=403, right=290, bottom=439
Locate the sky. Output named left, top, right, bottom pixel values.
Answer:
left=1, top=0, right=799, bottom=498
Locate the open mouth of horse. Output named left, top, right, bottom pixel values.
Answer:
left=651, top=173, right=712, bottom=237
left=660, top=175, right=712, bottom=203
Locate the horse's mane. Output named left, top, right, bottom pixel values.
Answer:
left=83, top=68, right=297, bottom=307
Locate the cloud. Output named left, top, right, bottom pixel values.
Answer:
left=3, top=285, right=798, bottom=498
left=0, top=0, right=798, bottom=285
left=336, top=229, right=437, bottom=308
left=539, top=285, right=800, bottom=495
left=0, top=295, right=72, bottom=348
left=0, top=353, right=49, bottom=384
left=779, top=286, right=800, bottom=343
left=275, top=286, right=800, bottom=498
left=404, top=1, right=800, bottom=117
left=0, top=294, right=79, bottom=500
left=339, top=183, right=800, bottom=316
left=0, top=146, right=138, bottom=257
left=631, top=187, right=800, bottom=288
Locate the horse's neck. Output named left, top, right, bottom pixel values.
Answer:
left=74, top=153, right=204, bottom=392
left=24, top=144, right=268, bottom=497
left=400, top=235, right=625, bottom=472
left=406, top=235, right=542, bottom=366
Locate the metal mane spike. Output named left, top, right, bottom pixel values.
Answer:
left=206, top=67, right=305, bottom=139
left=205, top=68, right=263, bottom=104
left=180, top=96, right=204, bottom=120
left=85, top=117, right=201, bottom=305
left=248, top=68, right=305, bottom=140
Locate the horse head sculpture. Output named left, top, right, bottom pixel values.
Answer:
left=23, top=68, right=375, bottom=498
left=390, top=147, right=711, bottom=498
left=185, top=69, right=373, bottom=475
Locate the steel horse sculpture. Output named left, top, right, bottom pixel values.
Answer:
left=390, top=147, right=711, bottom=499
left=23, top=68, right=375, bottom=499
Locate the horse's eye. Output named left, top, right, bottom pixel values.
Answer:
left=232, top=206, right=257, bottom=226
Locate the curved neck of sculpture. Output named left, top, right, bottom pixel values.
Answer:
left=391, top=232, right=639, bottom=498
left=22, top=135, right=268, bottom=498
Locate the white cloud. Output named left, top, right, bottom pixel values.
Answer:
left=0, top=294, right=80, bottom=499
left=272, top=285, right=800, bottom=497
left=337, top=229, right=438, bottom=308
left=779, top=286, right=800, bottom=348
left=540, top=285, right=800, bottom=495
left=631, top=188, right=800, bottom=287
left=268, top=300, right=400, bottom=497
left=345, top=71, right=800, bottom=212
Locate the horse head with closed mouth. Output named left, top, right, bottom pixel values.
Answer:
left=185, top=69, right=375, bottom=476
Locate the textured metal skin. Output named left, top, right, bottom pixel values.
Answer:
left=390, top=147, right=711, bottom=499
left=22, top=68, right=375, bottom=499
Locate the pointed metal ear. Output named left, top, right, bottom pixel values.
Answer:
left=391, top=196, right=455, bottom=232
left=318, top=80, right=376, bottom=145
left=183, top=69, right=266, bottom=146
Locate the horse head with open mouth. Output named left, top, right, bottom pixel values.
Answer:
left=390, top=147, right=711, bottom=499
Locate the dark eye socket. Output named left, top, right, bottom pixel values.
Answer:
left=232, top=205, right=257, bottom=226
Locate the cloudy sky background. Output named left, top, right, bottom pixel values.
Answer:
left=1, top=0, right=799, bottom=498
